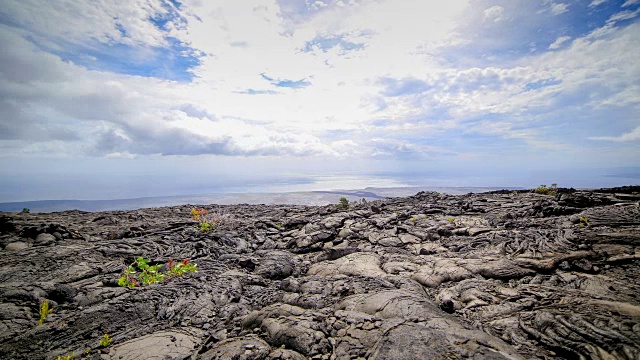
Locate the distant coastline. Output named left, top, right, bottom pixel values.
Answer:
left=0, top=186, right=519, bottom=213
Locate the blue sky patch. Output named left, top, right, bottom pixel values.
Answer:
left=48, top=37, right=201, bottom=82
left=439, top=0, right=640, bottom=67
left=260, top=73, right=311, bottom=88
left=302, top=34, right=366, bottom=53
left=0, top=0, right=201, bottom=82
left=378, top=77, right=430, bottom=97
left=236, top=89, right=278, bottom=95
left=149, top=0, right=185, bottom=30
left=523, top=78, right=562, bottom=92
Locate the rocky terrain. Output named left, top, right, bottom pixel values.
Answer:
left=0, top=187, right=639, bottom=359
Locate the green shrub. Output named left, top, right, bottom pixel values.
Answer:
left=191, top=207, right=224, bottom=232
left=191, top=208, right=216, bottom=233
left=199, top=221, right=212, bottom=233
left=118, top=257, right=165, bottom=289
left=118, top=257, right=197, bottom=289
left=167, top=258, right=198, bottom=278
left=534, top=183, right=558, bottom=196
left=337, top=197, right=349, bottom=210
left=21, top=208, right=30, bottom=213
left=57, top=353, right=74, bottom=360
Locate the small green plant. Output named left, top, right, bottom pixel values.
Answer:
left=99, top=334, right=113, bottom=347
left=513, top=190, right=518, bottom=195
left=191, top=208, right=216, bottom=233
left=534, top=183, right=558, bottom=196
left=135, top=257, right=164, bottom=286
left=118, top=257, right=197, bottom=289
left=448, top=218, right=454, bottom=223
left=579, top=216, right=589, bottom=227
left=191, top=207, right=225, bottom=232
left=21, top=207, right=30, bottom=213
left=118, top=257, right=165, bottom=289
left=167, top=258, right=198, bottom=278
left=199, top=221, right=212, bottom=232
left=337, top=197, right=349, bottom=210
left=57, top=353, right=74, bottom=360
left=411, top=216, right=417, bottom=223
left=38, top=300, right=53, bottom=326
left=275, top=223, right=282, bottom=229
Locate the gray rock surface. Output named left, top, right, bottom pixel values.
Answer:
left=0, top=187, right=639, bottom=359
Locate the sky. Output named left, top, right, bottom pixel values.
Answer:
left=0, top=0, right=639, bottom=201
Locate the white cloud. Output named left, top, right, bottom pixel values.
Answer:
left=586, top=23, right=618, bottom=39
left=0, top=23, right=341, bottom=158
left=310, top=1, right=328, bottom=10
left=622, top=0, right=639, bottom=7
left=0, top=0, right=176, bottom=47
left=550, top=2, right=569, bottom=15
left=608, top=8, right=640, bottom=23
left=513, top=23, right=640, bottom=110
left=165, top=0, right=469, bottom=134
left=549, top=35, right=571, bottom=49
left=589, top=0, right=609, bottom=7
left=483, top=5, right=505, bottom=22
left=363, top=138, right=454, bottom=157
left=589, top=126, right=640, bottom=142
left=368, top=20, right=640, bottom=148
